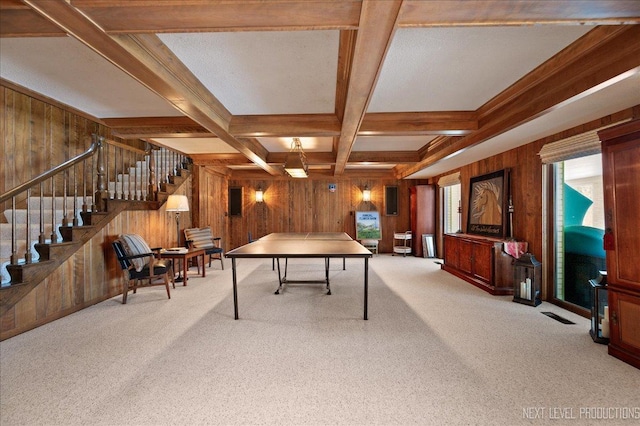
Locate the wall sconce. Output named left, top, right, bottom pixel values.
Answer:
left=363, top=185, right=371, bottom=202
left=255, top=187, right=264, bottom=203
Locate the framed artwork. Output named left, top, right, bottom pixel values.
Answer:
left=467, top=169, right=510, bottom=238
left=355, top=211, right=382, bottom=240
left=228, top=187, right=243, bottom=217
left=384, top=186, right=398, bottom=216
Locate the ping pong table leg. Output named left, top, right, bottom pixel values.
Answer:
left=232, top=258, right=239, bottom=320
left=325, top=258, right=331, bottom=295
left=275, top=258, right=284, bottom=294
left=364, top=257, right=369, bottom=320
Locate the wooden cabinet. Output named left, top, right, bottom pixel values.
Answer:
left=410, top=185, right=435, bottom=257
left=442, top=233, right=513, bottom=295
left=599, top=119, right=640, bottom=369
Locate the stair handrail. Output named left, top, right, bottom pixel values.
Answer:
left=0, top=135, right=101, bottom=203
left=1, top=131, right=189, bottom=281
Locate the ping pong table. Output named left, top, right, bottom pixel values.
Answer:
left=225, top=232, right=373, bottom=320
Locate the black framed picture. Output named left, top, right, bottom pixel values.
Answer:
left=228, top=187, right=243, bottom=217
left=467, top=169, right=510, bottom=238
left=384, top=186, right=398, bottom=216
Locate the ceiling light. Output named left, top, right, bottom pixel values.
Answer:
left=284, top=138, right=308, bottom=178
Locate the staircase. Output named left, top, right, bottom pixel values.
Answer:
left=0, top=134, right=190, bottom=315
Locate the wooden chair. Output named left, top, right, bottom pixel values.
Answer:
left=184, top=227, right=224, bottom=270
left=112, top=234, right=174, bottom=304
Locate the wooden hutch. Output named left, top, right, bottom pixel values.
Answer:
left=599, top=119, right=640, bottom=369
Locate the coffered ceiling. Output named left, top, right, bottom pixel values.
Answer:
left=1, top=1, right=639, bottom=179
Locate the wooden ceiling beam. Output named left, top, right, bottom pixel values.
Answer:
left=399, top=0, right=640, bottom=27
left=230, top=114, right=341, bottom=138
left=360, top=112, right=477, bottom=136
left=189, top=154, right=251, bottom=167
left=23, top=0, right=281, bottom=176
left=267, top=152, right=335, bottom=165
left=118, top=112, right=477, bottom=138
left=0, top=1, right=65, bottom=37
left=7, top=0, right=639, bottom=37
left=69, top=0, right=362, bottom=33
left=335, top=30, right=358, bottom=123
left=348, top=151, right=419, bottom=164
left=103, top=116, right=211, bottom=138
left=334, top=0, right=403, bottom=175
left=265, top=151, right=418, bottom=165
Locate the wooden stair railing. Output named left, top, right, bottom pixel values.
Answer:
left=0, top=133, right=191, bottom=316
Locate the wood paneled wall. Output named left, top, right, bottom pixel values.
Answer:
left=443, top=141, right=545, bottom=262
left=193, top=171, right=418, bottom=252
left=432, top=106, right=639, bottom=298
left=0, top=83, right=194, bottom=338
left=0, top=85, right=110, bottom=205
left=0, top=180, right=192, bottom=339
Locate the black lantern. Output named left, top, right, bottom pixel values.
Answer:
left=513, top=253, right=542, bottom=306
left=589, top=271, right=609, bottom=344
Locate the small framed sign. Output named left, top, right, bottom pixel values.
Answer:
left=355, top=211, right=382, bottom=240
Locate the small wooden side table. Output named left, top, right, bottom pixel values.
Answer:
left=160, top=248, right=205, bottom=286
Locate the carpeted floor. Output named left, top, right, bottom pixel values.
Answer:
left=1, top=255, right=638, bottom=425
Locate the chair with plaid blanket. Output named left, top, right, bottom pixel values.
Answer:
left=112, top=234, right=174, bottom=304
left=184, top=227, right=224, bottom=270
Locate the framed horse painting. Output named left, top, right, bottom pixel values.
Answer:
left=467, top=169, right=510, bottom=238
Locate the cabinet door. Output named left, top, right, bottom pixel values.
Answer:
left=603, top=136, right=640, bottom=291
left=472, top=242, right=493, bottom=283
left=609, top=290, right=640, bottom=367
left=444, top=236, right=459, bottom=269
left=458, top=239, right=473, bottom=274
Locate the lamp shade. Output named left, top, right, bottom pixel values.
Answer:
left=166, top=194, right=189, bottom=212
left=255, top=187, right=264, bottom=203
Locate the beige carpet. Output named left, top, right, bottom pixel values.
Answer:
left=1, top=255, right=638, bottom=425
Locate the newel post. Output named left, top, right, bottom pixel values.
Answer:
left=94, top=135, right=108, bottom=212
left=146, top=143, right=157, bottom=201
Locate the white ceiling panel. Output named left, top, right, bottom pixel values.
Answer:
left=0, top=37, right=181, bottom=119
left=159, top=31, right=339, bottom=115
left=369, top=26, right=593, bottom=112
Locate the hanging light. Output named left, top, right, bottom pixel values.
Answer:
left=363, top=185, right=371, bottom=202
left=284, top=138, right=308, bottom=178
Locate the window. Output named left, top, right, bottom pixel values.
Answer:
left=443, top=183, right=461, bottom=234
